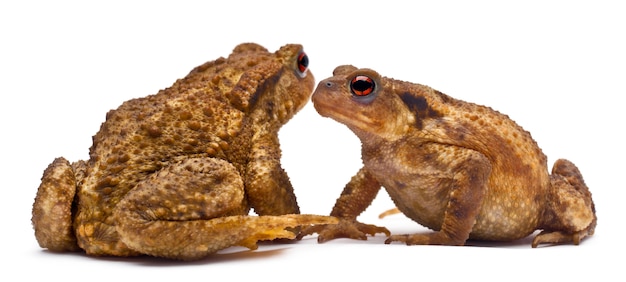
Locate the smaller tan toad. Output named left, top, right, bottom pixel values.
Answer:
left=32, top=43, right=337, bottom=260
left=300, top=65, right=596, bottom=247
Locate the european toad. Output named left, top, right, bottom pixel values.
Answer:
left=32, top=43, right=337, bottom=260
left=299, top=65, right=596, bottom=247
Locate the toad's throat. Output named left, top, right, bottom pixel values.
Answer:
left=313, top=99, right=380, bottom=133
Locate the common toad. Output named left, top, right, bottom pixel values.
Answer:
left=300, top=65, right=596, bottom=247
left=32, top=43, right=337, bottom=260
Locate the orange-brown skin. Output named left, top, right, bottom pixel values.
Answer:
left=300, top=65, right=596, bottom=247
left=32, top=43, right=338, bottom=260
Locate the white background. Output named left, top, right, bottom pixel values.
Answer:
left=2, top=1, right=624, bottom=280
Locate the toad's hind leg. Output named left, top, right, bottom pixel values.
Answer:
left=533, top=159, right=597, bottom=247
left=32, top=157, right=83, bottom=252
left=114, top=157, right=337, bottom=260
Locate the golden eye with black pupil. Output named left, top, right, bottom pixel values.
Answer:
left=297, top=51, right=309, bottom=75
left=350, top=75, right=375, bottom=96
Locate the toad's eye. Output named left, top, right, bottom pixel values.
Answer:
left=350, top=75, right=375, bottom=96
left=297, top=51, right=309, bottom=76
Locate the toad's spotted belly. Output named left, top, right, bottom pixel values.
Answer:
left=383, top=177, right=543, bottom=241
left=383, top=179, right=451, bottom=232
left=470, top=192, right=542, bottom=241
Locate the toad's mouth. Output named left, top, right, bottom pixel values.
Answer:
left=312, top=93, right=379, bottom=133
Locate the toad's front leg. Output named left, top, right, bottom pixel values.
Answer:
left=244, top=133, right=300, bottom=216
left=385, top=150, right=490, bottom=246
left=298, top=167, right=390, bottom=242
left=114, top=157, right=336, bottom=260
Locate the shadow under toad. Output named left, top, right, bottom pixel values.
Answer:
left=38, top=237, right=309, bottom=266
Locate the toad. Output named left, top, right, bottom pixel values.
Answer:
left=32, top=43, right=337, bottom=260
left=299, top=65, right=596, bottom=247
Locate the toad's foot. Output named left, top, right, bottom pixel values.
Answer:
left=297, top=219, right=390, bottom=243
left=378, top=208, right=401, bottom=219
left=534, top=159, right=597, bottom=248
left=385, top=232, right=465, bottom=246
left=236, top=214, right=340, bottom=249
left=531, top=224, right=595, bottom=248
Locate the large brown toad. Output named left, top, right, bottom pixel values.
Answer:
left=32, top=43, right=337, bottom=260
left=300, top=65, right=596, bottom=247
